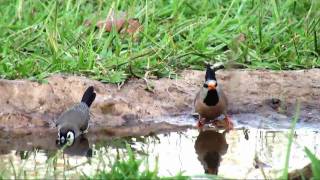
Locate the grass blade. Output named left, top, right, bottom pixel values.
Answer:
left=271, top=0, right=280, bottom=22
left=282, top=102, right=300, bottom=179
left=304, top=147, right=320, bottom=179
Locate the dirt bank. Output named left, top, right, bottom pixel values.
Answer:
left=0, top=69, right=319, bottom=134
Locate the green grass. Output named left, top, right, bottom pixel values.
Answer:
left=304, top=147, right=320, bottom=179
left=0, top=0, right=319, bottom=83
left=83, top=145, right=189, bottom=180
left=0, top=145, right=189, bottom=179
left=282, top=103, right=300, bottom=179
left=281, top=103, right=320, bottom=179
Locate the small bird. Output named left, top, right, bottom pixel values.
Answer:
left=194, top=64, right=233, bottom=130
left=56, top=86, right=96, bottom=145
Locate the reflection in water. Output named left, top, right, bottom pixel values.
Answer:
left=57, top=136, right=93, bottom=157
left=0, top=128, right=319, bottom=179
left=194, top=129, right=228, bottom=175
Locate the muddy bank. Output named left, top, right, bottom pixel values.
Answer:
left=0, top=69, right=319, bottom=132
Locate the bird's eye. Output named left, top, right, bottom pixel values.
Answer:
left=203, top=84, right=208, bottom=88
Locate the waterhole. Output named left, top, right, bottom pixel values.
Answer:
left=0, top=116, right=319, bottom=179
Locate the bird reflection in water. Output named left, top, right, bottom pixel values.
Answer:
left=57, top=135, right=92, bottom=157
left=194, top=129, right=228, bottom=175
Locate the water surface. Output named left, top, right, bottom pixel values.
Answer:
left=0, top=125, right=319, bottom=179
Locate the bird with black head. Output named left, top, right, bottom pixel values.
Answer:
left=194, top=64, right=233, bottom=130
left=56, top=86, right=96, bottom=145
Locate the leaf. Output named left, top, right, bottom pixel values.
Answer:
left=305, top=147, right=320, bottom=179
left=93, top=9, right=142, bottom=35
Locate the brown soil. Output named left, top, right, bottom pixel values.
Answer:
left=288, top=163, right=313, bottom=180
left=0, top=69, right=319, bottom=134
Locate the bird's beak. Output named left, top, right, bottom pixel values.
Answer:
left=60, top=136, right=65, bottom=144
left=207, top=82, right=217, bottom=90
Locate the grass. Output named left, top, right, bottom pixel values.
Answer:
left=282, top=103, right=300, bottom=179
left=0, top=0, right=319, bottom=83
left=82, top=145, right=189, bottom=180
left=304, top=147, right=320, bottom=179
left=0, top=144, right=189, bottom=179
left=281, top=103, right=320, bottom=179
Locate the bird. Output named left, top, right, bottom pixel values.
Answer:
left=59, top=136, right=93, bottom=157
left=194, top=64, right=233, bottom=130
left=56, top=86, right=96, bottom=145
left=194, top=129, right=228, bottom=175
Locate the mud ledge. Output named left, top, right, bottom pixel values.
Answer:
left=0, top=69, right=319, bottom=134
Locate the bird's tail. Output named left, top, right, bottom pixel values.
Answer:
left=81, top=86, right=96, bottom=107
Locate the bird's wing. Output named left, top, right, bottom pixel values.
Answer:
left=217, top=86, right=228, bottom=114
left=56, top=103, right=90, bottom=131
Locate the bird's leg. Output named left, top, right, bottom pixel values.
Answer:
left=197, top=117, right=205, bottom=128
left=211, top=119, right=225, bottom=129
left=223, top=115, right=234, bottom=131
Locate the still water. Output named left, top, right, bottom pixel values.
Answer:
left=0, top=126, right=319, bottom=179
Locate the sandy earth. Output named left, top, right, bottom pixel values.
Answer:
left=0, top=69, right=319, bottom=134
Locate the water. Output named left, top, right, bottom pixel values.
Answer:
left=0, top=125, right=319, bottom=179
left=131, top=128, right=319, bottom=179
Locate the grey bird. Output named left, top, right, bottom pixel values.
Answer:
left=56, top=86, right=96, bottom=145
left=194, top=64, right=233, bottom=130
